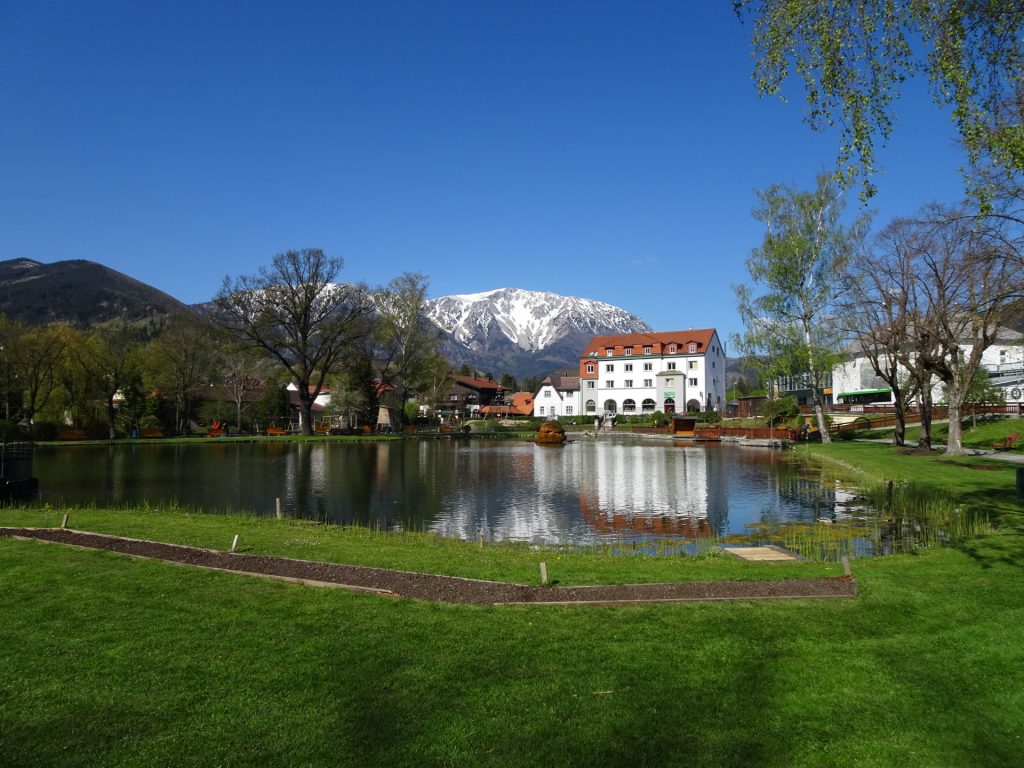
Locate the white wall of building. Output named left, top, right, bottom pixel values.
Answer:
left=533, top=385, right=582, bottom=418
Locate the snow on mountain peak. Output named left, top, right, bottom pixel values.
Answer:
left=425, top=287, right=652, bottom=353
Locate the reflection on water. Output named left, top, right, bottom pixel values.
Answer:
left=33, top=438, right=859, bottom=545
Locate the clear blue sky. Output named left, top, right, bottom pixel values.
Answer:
left=1, top=1, right=966, bottom=343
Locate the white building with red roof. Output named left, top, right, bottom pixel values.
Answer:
left=577, top=329, right=726, bottom=416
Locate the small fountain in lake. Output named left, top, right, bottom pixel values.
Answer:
left=534, top=420, right=567, bottom=446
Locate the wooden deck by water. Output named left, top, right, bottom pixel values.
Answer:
left=723, top=546, right=802, bottom=562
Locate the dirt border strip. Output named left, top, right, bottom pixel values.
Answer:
left=0, top=528, right=858, bottom=606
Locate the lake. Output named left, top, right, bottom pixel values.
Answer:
left=33, top=437, right=860, bottom=546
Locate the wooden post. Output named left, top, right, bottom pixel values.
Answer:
left=540, top=562, right=548, bottom=584
left=841, top=555, right=851, bottom=577
left=231, top=534, right=239, bottom=553
left=60, top=513, right=68, bottom=529
left=275, top=498, right=283, bottom=519
left=479, top=532, right=484, bottom=549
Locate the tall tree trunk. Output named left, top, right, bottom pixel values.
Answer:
left=299, top=396, right=314, bottom=436
left=892, top=391, right=906, bottom=447
left=946, top=382, right=965, bottom=456
left=917, top=387, right=933, bottom=450
left=105, top=395, right=117, bottom=440
left=803, top=319, right=831, bottom=443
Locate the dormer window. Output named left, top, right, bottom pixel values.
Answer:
left=624, top=349, right=632, bottom=356
left=668, top=344, right=677, bottom=354
left=586, top=363, right=595, bottom=374
left=688, top=343, right=697, bottom=353
left=605, top=349, right=613, bottom=357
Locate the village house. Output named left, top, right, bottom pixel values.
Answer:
left=533, top=373, right=581, bottom=418
left=577, top=330, right=727, bottom=416
left=442, top=375, right=509, bottom=417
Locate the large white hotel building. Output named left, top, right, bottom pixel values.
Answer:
left=534, top=329, right=727, bottom=418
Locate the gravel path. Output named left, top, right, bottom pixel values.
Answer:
left=1, top=527, right=858, bottom=606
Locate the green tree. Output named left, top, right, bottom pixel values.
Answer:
left=214, top=249, right=373, bottom=435
left=734, top=173, right=870, bottom=442
left=143, top=313, right=216, bottom=435
left=374, top=272, right=441, bottom=406
left=521, top=375, right=543, bottom=395
left=72, top=326, right=142, bottom=439
left=736, top=0, right=1024, bottom=200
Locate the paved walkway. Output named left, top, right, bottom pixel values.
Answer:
left=852, top=437, right=1024, bottom=464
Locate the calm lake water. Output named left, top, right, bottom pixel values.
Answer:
left=33, top=437, right=859, bottom=546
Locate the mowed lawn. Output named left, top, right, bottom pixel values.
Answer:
left=2, top=442, right=1024, bottom=767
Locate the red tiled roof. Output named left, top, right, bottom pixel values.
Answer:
left=453, top=375, right=508, bottom=391
left=580, top=329, right=717, bottom=358
left=480, top=392, right=534, bottom=417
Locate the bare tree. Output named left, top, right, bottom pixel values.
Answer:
left=214, top=249, right=372, bottom=435
left=910, top=208, right=1023, bottom=455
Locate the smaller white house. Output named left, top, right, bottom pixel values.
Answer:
left=533, top=373, right=582, bottom=419
left=831, top=328, right=1024, bottom=406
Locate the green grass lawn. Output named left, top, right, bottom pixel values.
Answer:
left=857, top=416, right=1024, bottom=452
left=3, top=441, right=1024, bottom=767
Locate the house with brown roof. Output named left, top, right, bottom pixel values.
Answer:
left=533, top=373, right=581, bottom=418
left=443, top=375, right=509, bottom=416
left=578, top=329, right=726, bottom=415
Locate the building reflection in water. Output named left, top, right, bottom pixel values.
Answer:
left=33, top=439, right=863, bottom=545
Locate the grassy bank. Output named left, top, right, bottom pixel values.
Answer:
left=3, top=442, right=1024, bottom=766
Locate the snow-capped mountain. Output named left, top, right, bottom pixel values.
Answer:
left=425, top=288, right=652, bottom=380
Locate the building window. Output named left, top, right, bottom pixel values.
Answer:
left=689, top=343, right=697, bottom=353
left=667, top=362, right=676, bottom=370
left=605, top=364, right=614, bottom=372
left=623, top=399, right=636, bottom=413
left=625, top=349, right=632, bottom=356
left=586, top=400, right=596, bottom=413
left=664, top=397, right=676, bottom=413
left=665, top=378, right=674, bottom=387
left=586, top=363, right=595, bottom=374
left=643, top=379, right=653, bottom=387
left=606, top=349, right=613, bottom=357
left=624, top=379, right=633, bottom=387
left=689, top=378, right=698, bottom=386
left=624, top=363, right=633, bottom=371
left=586, top=380, right=595, bottom=389
left=539, top=406, right=545, bottom=415
left=606, top=380, right=614, bottom=388
left=643, top=363, right=652, bottom=371
left=644, top=346, right=652, bottom=354
left=603, top=399, right=617, bottom=414
left=668, top=344, right=677, bottom=353
left=642, top=398, right=656, bottom=412
left=544, top=390, right=551, bottom=397
left=450, top=394, right=459, bottom=401
left=688, top=361, right=698, bottom=369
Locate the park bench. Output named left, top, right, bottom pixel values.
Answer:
left=993, top=432, right=1020, bottom=451
left=265, top=426, right=287, bottom=436
left=140, top=429, right=164, bottom=439
left=314, top=424, right=330, bottom=435
left=206, top=429, right=225, bottom=438
left=58, top=429, right=88, bottom=441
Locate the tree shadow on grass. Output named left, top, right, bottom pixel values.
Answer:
left=953, top=488, right=1024, bottom=569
